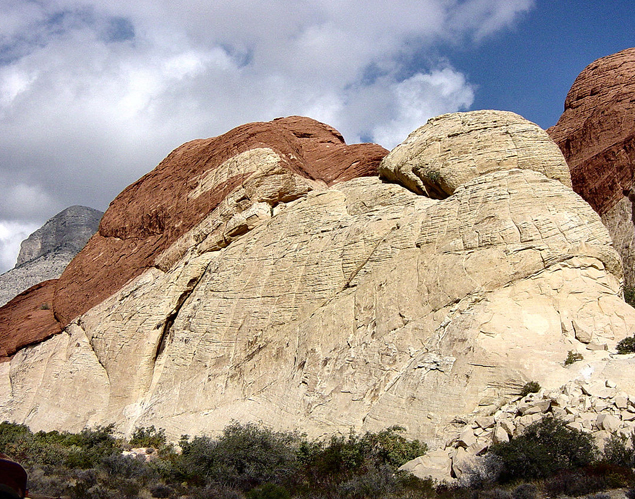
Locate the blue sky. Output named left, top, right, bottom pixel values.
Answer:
left=0, top=0, right=634, bottom=272
left=448, top=0, right=635, bottom=129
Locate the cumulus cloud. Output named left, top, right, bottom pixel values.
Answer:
left=0, top=0, right=535, bottom=272
left=0, top=220, right=39, bottom=272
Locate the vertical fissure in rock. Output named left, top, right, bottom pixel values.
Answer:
left=153, top=275, right=204, bottom=363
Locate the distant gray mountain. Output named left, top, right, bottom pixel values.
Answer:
left=0, top=206, right=103, bottom=307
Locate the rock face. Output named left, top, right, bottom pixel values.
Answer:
left=403, top=372, right=635, bottom=483
left=15, top=206, right=103, bottom=267
left=548, top=48, right=635, bottom=286
left=0, top=112, right=634, bottom=448
left=52, top=116, right=387, bottom=327
left=0, top=206, right=103, bottom=307
left=0, top=280, right=61, bottom=359
left=380, top=110, right=571, bottom=198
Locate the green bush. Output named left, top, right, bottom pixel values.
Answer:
left=490, top=417, right=597, bottom=482
left=130, top=425, right=167, bottom=448
left=520, top=381, right=541, bottom=397
left=617, top=335, right=635, bottom=354
left=564, top=350, right=584, bottom=366
left=175, top=421, right=300, bottom=490
left=246, top=482, right=290, bottom=499
left=624, top=287, right=635, bottom=308
left=602, top=432, right=635, bottom=468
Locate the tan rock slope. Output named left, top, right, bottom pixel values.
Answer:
left=0, top=117, right=387, bottom=361
left=548, top=47, right=635, bottom=286
left=0, top=112, right=634, bottom=449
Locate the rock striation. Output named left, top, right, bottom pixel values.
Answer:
left=548, top=48, right=635, bottom=286
left=0, top=112, right=634, bottom=449
left=51, top=116, right=387, bottom=327
left=0, top=206, right=102, bottom=307
left=380, top=110, right=571, bottom=198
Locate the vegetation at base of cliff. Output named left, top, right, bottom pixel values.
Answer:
left=2, top=418, right=634, bottom=499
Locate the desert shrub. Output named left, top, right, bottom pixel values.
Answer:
left=586, top=494, right=611, bottom=499
left=426, top=170, right=441, bottom=183
left=617, top=335, right=635, bottom=354
left=149, top=483, right=176, bottom=498
left=99, top=453, right=156, bottom=483
left=298, top=426, right=425, bottom=479
left=624, top=287, right=635, bottom=308
left=602, top=432, right=635, bottom=467
left=246, top=482, right=290, bottom=499
left=477, top=488, right=512, bottom=499
left=543, top=470, right=606, bottom=497
left=130, top=425, right=167, bottom=448
left=490, top=416, right=597, bottom=482
left=520, top=381, right=541, bottom=397
left=457, top=453, right=503, bottom=489
left=294, top=427, right=426, bottom=498
left=174, top=421, right=300, bottom=490
left=512, top=483, right=537, bottom=499
left=564, top=350, right=584, bottom=366
left=63, top=425, right=119, bottom=469
left=189, top=485, right=245, bottom=499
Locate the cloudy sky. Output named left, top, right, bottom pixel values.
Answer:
left=0, top=0, right=634, bottom=272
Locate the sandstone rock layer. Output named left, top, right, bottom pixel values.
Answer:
left=51, top=117, right=387, bottom=327
left=380, top=110, right=571, bottom=198
left=548, top=48, right=635, bottom=286
left=0, top=113, right=635, bottom=450
left=0, top=280, right=61, bottom=359
left=1, top=112, right=634, bottom=447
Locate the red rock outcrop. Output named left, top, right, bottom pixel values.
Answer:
left=0, top=280, right=62, bottom=360
left=548, top=47, right=635, bottom=215
left=50, top=116, right=387, bottom=327
left=548, top=48, right=635, bottom=286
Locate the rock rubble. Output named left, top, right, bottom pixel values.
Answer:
left=402, top=373, right=635, bottom=482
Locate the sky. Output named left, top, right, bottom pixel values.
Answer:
left=1, top=0, right=634, bottom=273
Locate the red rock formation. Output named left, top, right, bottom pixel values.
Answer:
left=51, top=116, right=387, bottom=327
left=548, top=47, right=635, bottom=215
left=0, top=117, right=387, bottom=359
left=0, top=280, right=62, bottom=361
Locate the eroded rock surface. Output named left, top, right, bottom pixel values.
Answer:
left=548, top=48, right=635, bottom=286
left=52, top=116, right=387, bottom=327
left=380, top=110, right=571, bottom=198
left=0, top=280, right=61, bottom=359
left=1, top=111, right=634, bottom=449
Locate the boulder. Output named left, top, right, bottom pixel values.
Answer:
left=400, top=450, right=453, bottom=483
left=379, top=110, right=571, bottom=198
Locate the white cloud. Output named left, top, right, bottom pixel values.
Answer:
left=372, top=68, right=475, bottom=148
left=0, top=0, right=536, bottom=270
left=0, top=220, right=39, bottom=272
